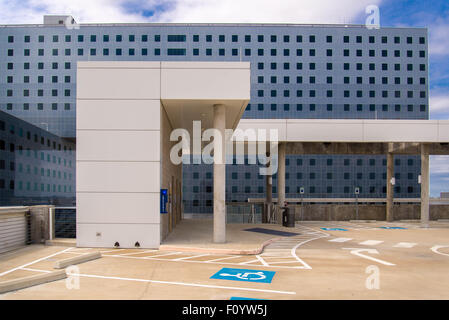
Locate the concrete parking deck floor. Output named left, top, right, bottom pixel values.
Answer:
left=160, top=219, right=297, bottom=254
left=1, top=221, right=448, bottom=300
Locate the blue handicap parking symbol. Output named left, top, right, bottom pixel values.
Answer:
left=321, top=228, right=348, bottom=231
left=210, top=268, right=275, bottom=283
left=379, top=226, right=406, bottom=230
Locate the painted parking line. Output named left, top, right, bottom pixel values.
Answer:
left=328, top=238, right=353, bottom=243
left=393, top=242, right=417, bottom=248
left=321, top=228, right=348, bottom=231
left=0, top=248, right=71, bottom=277
left=359, top=240, right=384, bottom=246
left=431, top=245, right=449, bottom=257
left=204, top=256, right=243, bottom=263
left=172, top=254, right=211, bottom=261
left=22, top=268, right=295, bottom=295
left=119, top=250, right=158, bottom=256
left=343, top=248, right=396, bottom=266
left=210, top=268, right=276, bottom=283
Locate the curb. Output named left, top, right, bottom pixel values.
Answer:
left=54, top=252, right=101, bottom=269
left=159, top=237, right=282, bottom=255
left=45, top=239, right=77, bottom=247
left=0, top=270, right=66, bottom=294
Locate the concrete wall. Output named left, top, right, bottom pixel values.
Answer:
left=293, top=204, right=449, bottom=221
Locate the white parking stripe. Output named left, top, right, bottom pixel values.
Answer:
left=140, top=252, right=182, bottom=258
left=359, top=240, right=384, bottom=246
left=14, top=268, right=296, bottom=295
left=172, top=254, right=210, bottom=261
left=328, top=238, right=353, bottom=243
left=393, top=242, right=417, bottom=248
left=100, top=249, right=126, bottom=254
left=431, top=245, right=449, bottom=257
left=203, top=256, right=242, bottom=263
left=119, top=250, right=158, bottom=256
left=0, top=248, right=71, bottom=277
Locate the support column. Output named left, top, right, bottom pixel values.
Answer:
left=213, top=104, right=226, bottom=243
left=264, top=159, right=272, bottom=224
left=386, top=145, right=394, bottom=222
left=420, top=144, right=430, bottom=226
left=277, top=142, right=286, bottom=224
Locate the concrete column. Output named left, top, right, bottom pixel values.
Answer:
left=420, top=144, right=430, bottom=225
left=264, top=159, right=272, bottom=224
left=386, top=149, right=394, bottom=222
left=213, top=104, right=226, bottom=243
left=277, top=142, right=286, bottom=224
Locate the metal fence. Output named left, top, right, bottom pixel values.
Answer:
left=226, top=203, right=263, bottom=224
left=55, top=207, right=76, bottom=238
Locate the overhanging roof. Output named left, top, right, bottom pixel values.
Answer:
left=236, top=119, right=449, bottom=143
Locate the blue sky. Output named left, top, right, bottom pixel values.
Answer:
left=0, top=0, right=448, bottom=196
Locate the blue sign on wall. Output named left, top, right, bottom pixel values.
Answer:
left=321, top=228, right=348, bottom=231
left=210, top=268, right=276, bottom=283
left=160, top=189, right=168, bottom=214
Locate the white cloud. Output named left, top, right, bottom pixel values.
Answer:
left=430, top=156, right=449, bottom=175
left=430, top=94, right=449, bottom=115
left=0, top=0, right=382, bottom=25
left=151, top=0, right=382, bottom=24
left=0, top=0, right=147, bottom=24
left=429, top=20, right=449, bottom=56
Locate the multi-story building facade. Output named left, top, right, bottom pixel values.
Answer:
left=0, top=16, right=428, bottom=212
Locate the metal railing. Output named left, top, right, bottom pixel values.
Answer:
left=55, top=207, right=76, bottom=238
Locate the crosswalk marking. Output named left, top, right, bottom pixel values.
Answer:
left=328, top=238, right=353, bottom=243
left=393, top=242, right=417, bottom=248
left=359, top=240, right=384, bottom=246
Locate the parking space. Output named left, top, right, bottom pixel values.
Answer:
left=0, top=221, right=448, bottom=300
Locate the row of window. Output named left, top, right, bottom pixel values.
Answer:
left=6, top=34, right=427, bottom=45
left=5, top=47, right=427, bottom=58
left=6, top=75, right=71, bottom=83
left=257, top=76, right=426, bottom=85
left=254, top=62, right=427, bottom=71
left=0, top=179, right=73, bottom=193
left=5, top=89, right=71, bottom=97
left=0, top=125, right=73, bottom=151
left=2, top=103, right=71, bottom=111
left=5, top=62, right=71, bottom=70
left=226, top=185, right=417, bottom=194
left=255, top=89, right=427, bottom=98
left=0, top=161, right=73, bottom=177
left=246, top=103, right=427, bottom=112
left=0, top=144, right=73, bottom=162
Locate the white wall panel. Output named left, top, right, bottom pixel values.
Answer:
left=77, top=68, right=160, bottom=100
left=77, top=100, right=161, bottom=131
left=77, top=223, right=160, bottom=249
left=77, top=162, right=160, bottom=193
left=77, top=131, right=160, bottom=162
left=77, top=192, right=159, bottom=224
left=161, top=68, right=250, bottom=100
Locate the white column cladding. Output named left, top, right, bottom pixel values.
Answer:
left=386, top=144, right=394, bottom=222
left=213, top=104, right=226, bottom=243
left=277, top=142, right=286, bottom=224
left=421, top=144, right=430, bottom=225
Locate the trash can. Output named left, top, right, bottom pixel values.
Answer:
left=282, top=207, right=295, bottom=228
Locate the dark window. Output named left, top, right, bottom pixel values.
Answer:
left=167, top=35, right=186, bottom=42
left=167, top=48, right=186, bottom=56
